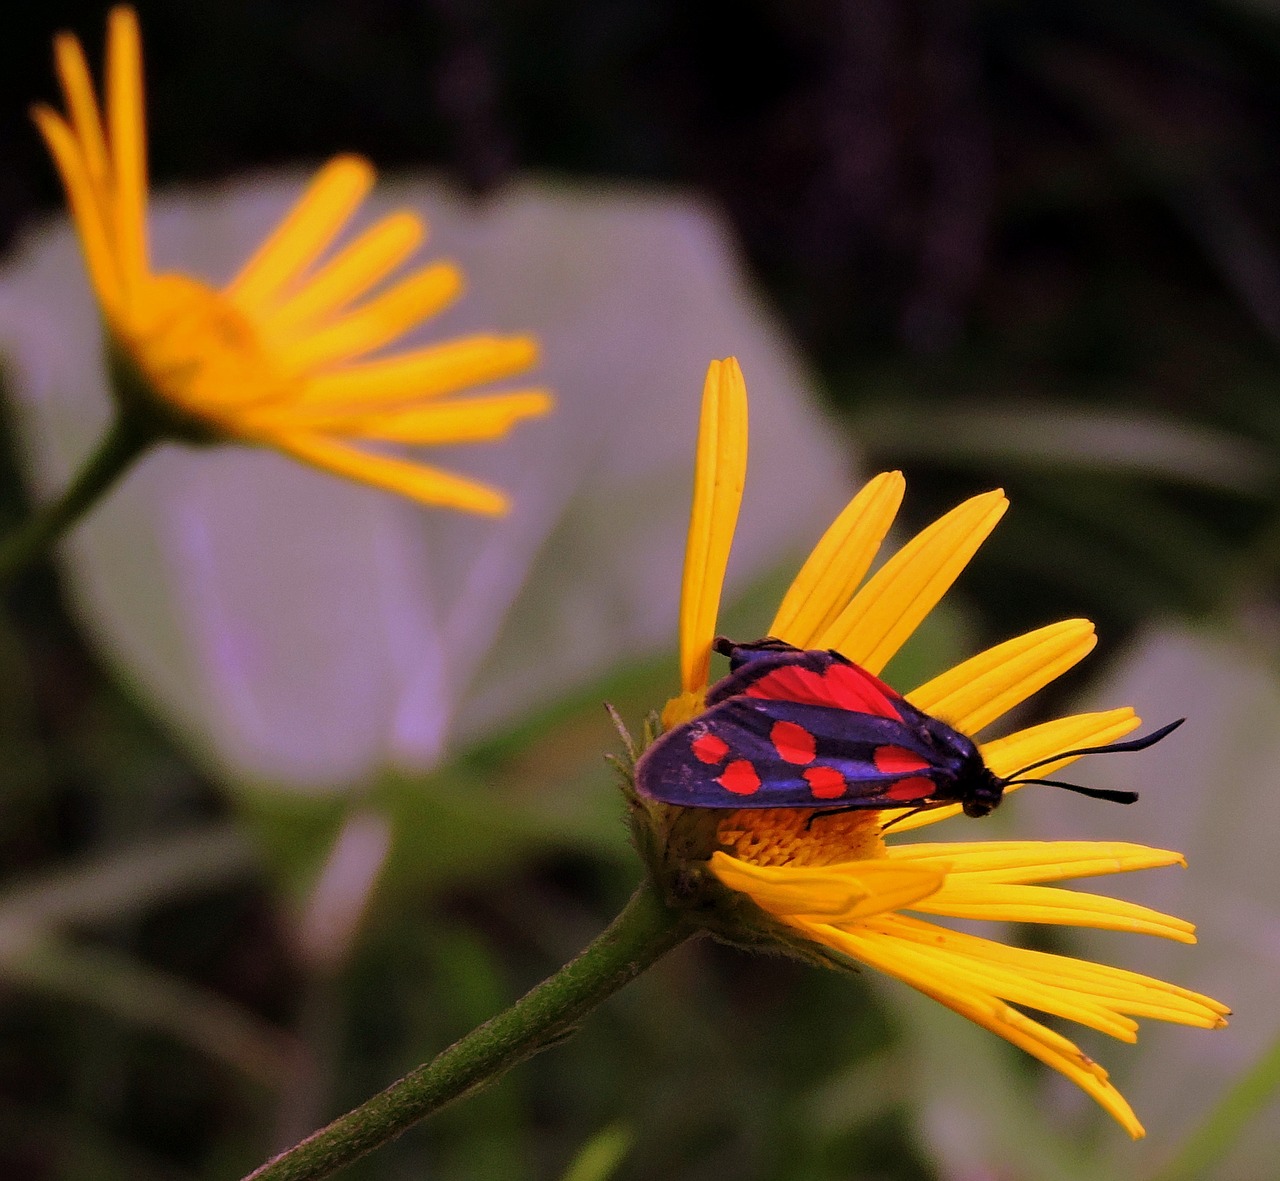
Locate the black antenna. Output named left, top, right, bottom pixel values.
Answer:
left=999, top=717, right=1184, bottom=806
left=1005, top=718, right=1184, bottom=784
left=1003, top=778, right=1138, bottom=805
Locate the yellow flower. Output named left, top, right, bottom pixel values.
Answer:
left=33, top=6, right=551, bottom=515
left=657, top=357, right=1228, bottom=1138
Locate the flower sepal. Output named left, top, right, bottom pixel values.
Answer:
left=106, top=337, right=221, bottom=447
left=610, top=710, right=869, bottom=964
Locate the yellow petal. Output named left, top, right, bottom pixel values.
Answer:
left=105, top=5, right=148, bottom=298
left=980, top=708, right=1140, bottom=779
left=886, top=839, right=1186, bottom=884
left=226, top=155, right=375, bottom=313
left=341, top=390, right=554, bottom=443
left=769, top=471, right=905, bottom=649
left=911, top=880, right=1197, bottom=942
left=819, top=490, right=1008, bottom=674
left=53, top=32, right=110, bottom=203
left=31, top=106, right=123, bottom=314
left=792, top=915, right=1146, bottom=1136
left=34, top=11, right=551, bottom=520
left=299, top=335, right=540, bottom=408
left=887, top=709, right=1138, bottom=834
left=906, top=619, right=1096, bottom=734
left=258, top=211, right=425, bottom=340
left=859, top=917, right=1142, bottom=1040
left=243, top=389, right=553, bottom=442
left=709, top=851, right=944, bottom=922
left=275, top=262, right=462, bottom=373
left=878, top=913, right=1227, bottom=1025
left=674, top=359, right=747, bottom=704
left=263, top=431, right=509, bottom=514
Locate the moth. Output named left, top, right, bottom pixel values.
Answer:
left=635, top=637, right=1181, bottom=818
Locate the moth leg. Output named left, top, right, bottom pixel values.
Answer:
left=879, top=804, right=933, bottom=831
left=804, top=801, right=923, bottom=830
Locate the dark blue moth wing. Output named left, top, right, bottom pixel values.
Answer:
left=634, top=641, right=988, bottom=810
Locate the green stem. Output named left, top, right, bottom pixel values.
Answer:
left=0, top=413, right=155, bottom=584
left=242, top=880, right=691, bottom=1181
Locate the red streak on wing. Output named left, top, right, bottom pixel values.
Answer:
left=873, top=745, right=931, bottom=775
left=803, top=766, right=847, bottom=799
left=770, top=720, right=816, bottom=764
left=746, top=661, right=902, bottom=719
left=718, top=759, right=762, bottom=795
left=691, top=732, right=730, bottom=764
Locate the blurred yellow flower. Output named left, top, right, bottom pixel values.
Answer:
left=34, top=6, right=551, bottom=514
left=657, top=357, right=1227, bottom=1138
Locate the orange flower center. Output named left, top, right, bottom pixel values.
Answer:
left=117, top=274, right=297, bottom=420
left=716, top=808, right=886, bottom=868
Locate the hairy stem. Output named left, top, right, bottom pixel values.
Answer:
left=243, top=880, right=691, bottom=1181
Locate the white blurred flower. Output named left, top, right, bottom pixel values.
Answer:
left=0, top=176, right=854, bottom=794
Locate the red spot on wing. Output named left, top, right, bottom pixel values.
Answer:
left=874, top=747, right=935, bottom=802
left=746, top=661, right=902, bottom=719
left=718, top=759, right=762, bottom=795
left=803, top=766, right=847, bottom=799
left=690, top=732, right=730, bottom=764
left=882, top=775, right=935, bottom=802
left=873, top=745, right=931, bottom=775
left=770, top=720, right=816, bottom=764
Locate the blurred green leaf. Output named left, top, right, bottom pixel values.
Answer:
left=850, top=400, right=1273, bottom=494
left=981, top=477, right=1239, bottom=620
left=1152, top=1031, right=1280, bottom=1181
left=559, top=1123, right=634, bottom=1181
left=0, top=824, right=255, bottom=956
left=426, top=927, right=533, bottom=1181
left=3, top=934, right=294, bottom=1086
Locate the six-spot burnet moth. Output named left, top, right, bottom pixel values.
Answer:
left=634, top=637, right=1183, bottom=818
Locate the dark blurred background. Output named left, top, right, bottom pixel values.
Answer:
left=1, top=3, right=1278, bottom=1178
left=8, top=1, right=1280, bottom=634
